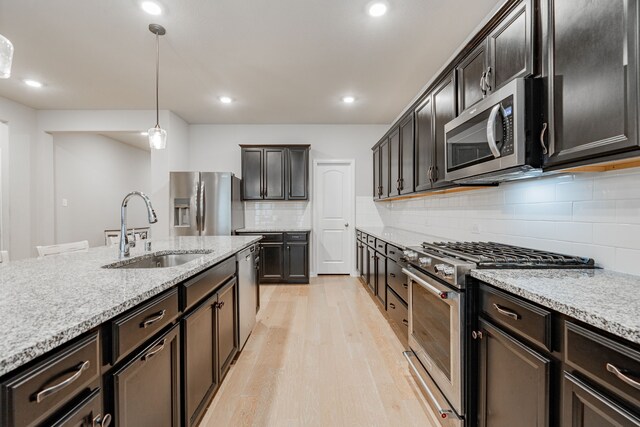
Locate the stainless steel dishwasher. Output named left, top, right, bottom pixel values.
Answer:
left=237, top=244, right=258, bottom=350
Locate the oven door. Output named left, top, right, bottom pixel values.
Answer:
left=444, top=78, right=526, bottom=182
left=403, top=266, right=464, bottom=418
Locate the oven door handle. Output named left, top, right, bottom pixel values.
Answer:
left=402, top=268, right=450, bottom=300
left=486, top=104, right=502, bottom=158
left=403, top=351, right=460, bottom=420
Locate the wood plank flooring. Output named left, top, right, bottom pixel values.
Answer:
left=199, top=276, right=437, bottom=427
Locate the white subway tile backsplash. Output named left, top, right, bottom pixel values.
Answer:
left=357, top=168, right=640, bottom=275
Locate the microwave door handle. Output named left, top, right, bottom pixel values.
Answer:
left=486, top=104, right=502, bottom=158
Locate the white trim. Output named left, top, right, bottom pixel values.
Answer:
left=312, top=159, right=356, bottom=275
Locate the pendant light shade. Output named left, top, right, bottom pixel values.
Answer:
left=148, top=24, right=166, bottom=150
left=0, top=34, right=14, bottom=79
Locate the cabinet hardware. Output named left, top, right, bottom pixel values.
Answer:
left=34, top=360, right=90, bottom=403
left=218, top=301, right=225, bottom=309
left=142, top=339, right=166, bottom=361
left=431, top=166, right=438, bottom=183
left=485, top=66, right=492, bottom=91
left=472, top=330, right=484, bottom=340
left=389, top=302, right=396, bottom=309
left=389, top=250, right=395, bottom=255
left=492, top=303, right=520, bottom=320
left=480, top=71, right=487, bottom=95
left=141, top=309, right=166, bottom=328
left=402, top=319, right=409, bottom=326
left=539, top=122, right=548, bottom=155
left=389, top=273, right=396, bottom=278
left=93, top=413, right=112, bottom=427
left=606, top=363, right=640, bottom=390
left=403, top=283, right=408, bottom=289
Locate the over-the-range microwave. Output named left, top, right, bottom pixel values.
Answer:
left=444, top=78, right=543, bottom=184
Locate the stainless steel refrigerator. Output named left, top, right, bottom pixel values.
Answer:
left=170, top=172, right=244, bottom=236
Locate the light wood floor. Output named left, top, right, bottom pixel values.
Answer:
left=199, top=276, right=437, bottom=427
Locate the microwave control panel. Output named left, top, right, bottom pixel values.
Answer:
left=502, top=101, right=515, bottom=156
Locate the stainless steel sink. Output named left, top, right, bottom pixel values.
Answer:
left=106, top=253, right=207, bottom=269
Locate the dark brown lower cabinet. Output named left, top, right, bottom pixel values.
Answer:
left=477, top=318, right=551, bottom=427
left=259, top=242, right=285, bottom=282
left=183, top=278, right=238, bottom=427
left=375, top=252, right=386, bottom=307
left=366, top=246, right=375, bottom=294
left=112, top=324, right=181, bottom=427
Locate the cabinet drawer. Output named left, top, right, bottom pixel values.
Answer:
left=565, top=321, right=640, bottom=409
left=386, top=259, right=407, bottom=303
left=48, top=387, right=107, bottom=427
left=356, top=231, right=362, bottom=240
left=182, top=257, right=236, bottom=311
left=375, top=239, right=387, bottom=254
left=386, top=289, right=409, bottom=336
left=1, top=332, right=100, bottom=427
left=111, top=288, right=179, bottom=363
left=258, top=233, right=283, bottom=242
left=285, top=232, right=307, bottom=242
left=479, top=284, right=552, bottom=351
left=386, top=244, right=403, bottom=264
left=367, top=236, right=376, bottom=246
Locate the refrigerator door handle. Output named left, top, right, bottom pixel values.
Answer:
left=200, top=181, right=206, bottom=234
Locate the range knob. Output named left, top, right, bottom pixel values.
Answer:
left=418, top=257, right=432, bottom=267
left=434, top=264, right=454, bottom=278
left=403, top=250, right=418, bottom=261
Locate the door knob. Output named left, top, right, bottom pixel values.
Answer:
left=345, top=223, right=349, bottom=227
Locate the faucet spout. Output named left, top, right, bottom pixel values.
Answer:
left=120, top=191, right=157, bottom=258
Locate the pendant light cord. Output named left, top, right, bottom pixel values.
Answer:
left=155, top=32, right=160, bottom=127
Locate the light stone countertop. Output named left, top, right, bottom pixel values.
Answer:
left=0, top=236, right=261, bottom=377
left=356, top=226, right=448, bottom=249
left=471, top=269, right=640, bottom=345
left=236, top=227, right=311, bottom=232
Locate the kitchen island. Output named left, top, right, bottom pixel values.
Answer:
left=0, top=235, right=261, bottom=427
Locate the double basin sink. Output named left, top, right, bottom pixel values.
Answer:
left=103, top=252, right=210, bottom=269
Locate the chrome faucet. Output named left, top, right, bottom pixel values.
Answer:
left=120, top=191, right=158, bottom=258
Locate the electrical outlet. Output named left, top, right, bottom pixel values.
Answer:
left=471, top=223, right=480, bottom=234
left=62, top=198, right=68, bottom=207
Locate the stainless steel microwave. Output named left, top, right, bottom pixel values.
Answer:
left=444, top=78, right=542, bottom=184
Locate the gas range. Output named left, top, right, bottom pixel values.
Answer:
left=402, top=241, right=595, bottom=289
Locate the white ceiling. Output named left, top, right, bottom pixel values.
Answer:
left=0, top=0, right=500, bottom=124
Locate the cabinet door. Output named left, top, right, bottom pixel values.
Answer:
left=456, top=41, right=488, bottom=112
left=477, top=319, right=550, bottom=427
left=113, top=325, right=181, bottom=427
left=399, top=114, right=415, bottom=194
left=414, top=95, right=434, bottom=192
left=432, top=73, right=457, bottom=189
left=375, top=254, right=386, bottom=306
left=373, top=146, right=381, bottom=198
left=562, top=372, right=640, bottom=427
left=287, top=147, right=308, bottom=200
left=389, top=128, right=401, bottom=197
left=183, top=294, right=217, bottom=426
left=487, top=0, right=532, bottom=92
left=366, top=247, right=376, bottom=294
left=380, top=140, right=390, bottom=199
left=241, top=148, right=263, bottom=200
left=217, top=279, right=238, bottom=380
left=284, top=242, right=308, bottom=281
left=543, top=0, right=639, bottom=166
left=259, top=243, right=284, bottom=282
left=264, top=148, right=286, bottom=200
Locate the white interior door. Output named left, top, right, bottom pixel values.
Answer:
left=314, top=160, right=354, bottom=274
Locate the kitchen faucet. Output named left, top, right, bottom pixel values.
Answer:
left=120, top=191, right=158, bottom=258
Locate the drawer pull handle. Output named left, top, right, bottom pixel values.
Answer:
left=389, top=302, right=396, bottom=309
left=141, top=309, right=166, bottom=328
left=93, top=413, right=112, bottom=427
left=34, top=360, right=90, bottom=403
left=389, top=273, right=396, bottom=278
left=143, top=339, right=166, bottom=361
left=403, top=283, right=408, bottom=289
left=402, top=319, right=409, bottom=326
left=606, top=363, right=640, bottom=390
left=493, top=303, right=519, bottom=320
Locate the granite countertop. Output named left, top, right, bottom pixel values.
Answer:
left=472, top=269, right=640, bottom=345
left=236, top=227, right=311, bottom=232
left=0, top=235, right=261, bottom=377
left=356, top=226, right=448, bottom=249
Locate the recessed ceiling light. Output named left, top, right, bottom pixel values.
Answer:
left=219, top=96, right=233, bottom=104
left=23, top=79, right=43, bottom=88
left=342, top=96, right=355, bottom=104
left=140, top=131, right=149, bottom=136
left=368, top=2, right=388, bottom=17
left=141, top=1, right=162, bottom=15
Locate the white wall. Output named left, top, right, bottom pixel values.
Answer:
left=361, top=168, right=640, bottom=275
left=53, top=133, right=151, bottom=247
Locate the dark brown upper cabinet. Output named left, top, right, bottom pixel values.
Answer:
left=373, top=146, right=381, bottom=198
left=457, top=0, right=533, bottom=113
left=541, top=0, right=640, bottom=168
left=415, top=95, right=434, bottom=192
left=399, top=114, right=415, bottom=195
left=380, top=139, right=390, bottom=198
left=240, top=145, right=310, bottom=201
left=389, top=127, right=401, bottom=197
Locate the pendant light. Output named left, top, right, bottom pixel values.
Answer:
left=148, top=24, right=167, bottom=150
left=0, top=34, right=14, bottom=79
